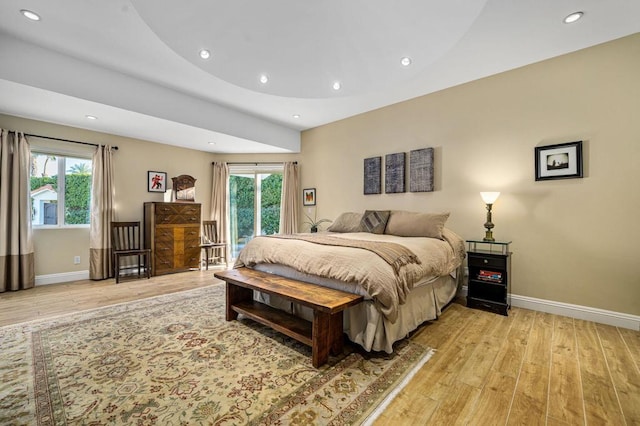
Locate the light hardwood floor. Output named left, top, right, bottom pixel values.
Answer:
left=1, top=269, right=638, bottom=425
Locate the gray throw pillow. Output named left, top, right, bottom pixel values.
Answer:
left=360, top=210, right=391, bottom=234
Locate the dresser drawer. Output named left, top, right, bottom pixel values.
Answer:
left=154, top=227, right=174, bottom=240
left=154, top=204, right=200, bottom=224
left=172, top=204, right=201, bottom=216
left=156, top=214, right=201, bottom=225
left=184, top=248, right=201, bottom=267
left=154, top=251, right=174, bottom=271
left=155, top=240, right=174, bottom=257
left=183, top=226, right=200, bottom=242
left=468, top=253, right=507, bottom=269
left=153, top=203, right=182, bottom=215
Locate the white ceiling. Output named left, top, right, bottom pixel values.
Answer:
left=0, top=0, right=639, bottom=153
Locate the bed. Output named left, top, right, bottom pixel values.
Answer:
left=234, top=210, right=466, bottom=353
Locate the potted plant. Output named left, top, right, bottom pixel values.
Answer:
left=304, top=212, right=331, bottom=233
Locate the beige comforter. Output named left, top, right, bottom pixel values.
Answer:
left=234, top=229, right=466, bottom=323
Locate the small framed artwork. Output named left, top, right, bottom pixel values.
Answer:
left=148, top=171, right=167, bottom=192
left=364, top=156, right=382, bottom=195
left=303, top=188, right=316, bottom=206
left=535, top=141, right=583, bottom=181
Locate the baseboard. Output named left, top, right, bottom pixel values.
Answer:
left=458, top=286, right=639, bottom=331
left=36, top=271, right=90, bottom=286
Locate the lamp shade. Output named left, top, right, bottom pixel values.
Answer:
left=480, top=192, right=500, bottom=204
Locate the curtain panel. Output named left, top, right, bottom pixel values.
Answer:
left=89, top=145, right=115, bottom=280
left=0, top=130, right=35, bottom=291
left=210, top=162, right=229, bottom=259
left=279, top=162, right=300, bottom=234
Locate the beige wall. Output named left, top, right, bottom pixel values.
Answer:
left=300, top=34, right=640, bottom=315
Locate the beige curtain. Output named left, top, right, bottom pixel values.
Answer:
left=279, top=162, right=300, bottom=234
left=89, top=145, right=115, bottom=280
left=210, top=162, right=229, bottom=252
left=0, top=130, right=35, bottom=291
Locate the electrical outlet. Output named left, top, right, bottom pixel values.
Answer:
left=74, top=256, right=81, bottom=265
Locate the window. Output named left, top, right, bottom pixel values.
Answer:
left=30, top=153, right=92, bottom=226
left=228, top=164, right=283, bottom=258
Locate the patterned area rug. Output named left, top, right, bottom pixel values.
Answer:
left=0, top=283, right=433, bottom=425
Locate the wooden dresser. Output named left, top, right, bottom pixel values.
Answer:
left=144, top=202, right=201, bottom=276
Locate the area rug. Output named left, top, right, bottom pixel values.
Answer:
left=0, top=283, right=434, bottom=425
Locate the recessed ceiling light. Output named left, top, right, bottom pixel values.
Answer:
left=20, top=9, right=41, bottom=21
left=199, top=49, right=211, bottom=59
left=259, top=74, right=269, bottom=84
left=332, top=81, right=341, bottom=91
left=85, top=115, right=97, bottom=120
left=292, top=114, right=300, bottom=119
left=400, top=57, right=412, bottom=67
left=208, top=141, right=216, bottom=145
left=563, top=12, right=583, bottom=24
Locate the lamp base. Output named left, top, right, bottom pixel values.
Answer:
left=483, top=230, right=495, bottom=242
left=483, top=203, right=496, bottom=243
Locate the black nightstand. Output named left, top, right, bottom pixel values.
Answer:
left=466, top=240, right=511, bottom=316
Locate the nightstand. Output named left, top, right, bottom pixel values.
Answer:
left=466, top=240, right=511, bottom=316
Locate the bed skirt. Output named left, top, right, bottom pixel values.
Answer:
left=251, top=264, right=459, bottom=353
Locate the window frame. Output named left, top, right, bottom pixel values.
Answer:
left=30, top=151, right=93, bottom=229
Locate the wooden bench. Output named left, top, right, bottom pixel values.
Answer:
left=214, top=268, right=363, bottom=367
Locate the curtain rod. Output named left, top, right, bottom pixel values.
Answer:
left=25, top=133, right=119, bottom=150
left=214, top=161, right=297, bottom=165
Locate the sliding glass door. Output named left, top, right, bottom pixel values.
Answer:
left=229, top=165, right=283, bottom=259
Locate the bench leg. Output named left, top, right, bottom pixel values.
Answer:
left=312, top=311, right=331, bottom=368
left=329, top=312, right=345, bottom=356
left=225, top=282, right=252, bottom=321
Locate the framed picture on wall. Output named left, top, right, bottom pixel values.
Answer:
left=148, top=171, right=167, bottom=192
left=303, top=188, right=316, bottom=206
left=363, top=156, right=382, bottom=195
left=535, top=141, right=583, bottom=181
left=409, top=147, right=434, bottom=192
left=385, top=152, right=406, bottom=193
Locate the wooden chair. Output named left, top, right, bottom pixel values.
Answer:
left=200, top=220, right=228, bottom=269
left=111, top=221, right=152, bottom=283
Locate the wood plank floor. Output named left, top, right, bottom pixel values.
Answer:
left=1, top=269, right=638, bottom=425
